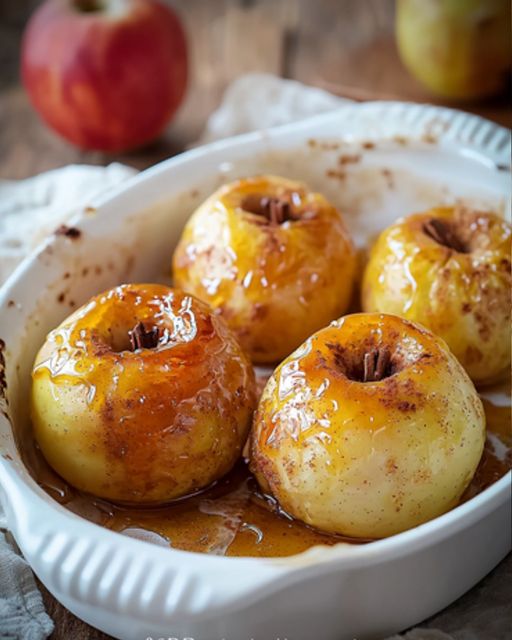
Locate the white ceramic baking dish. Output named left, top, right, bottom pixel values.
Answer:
left=0, top=102, right=510, bottom=640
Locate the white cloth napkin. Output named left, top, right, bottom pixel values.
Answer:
left=0, top=162, right=137, bottom=284
left=197, top=72, right=350, bottom=144
left=0, top=73, right=510, bottom=640
left=0, top=530, right=54, bottom=640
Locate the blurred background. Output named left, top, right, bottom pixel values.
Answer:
left=1, top=0, right=510, bottom=180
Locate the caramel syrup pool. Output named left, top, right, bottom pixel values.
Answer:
left=27, top=388, right=511, bottom=558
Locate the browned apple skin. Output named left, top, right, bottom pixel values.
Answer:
left=173, top=176, right=357, bottom=364
left=31, top=284, right=256, bottom=503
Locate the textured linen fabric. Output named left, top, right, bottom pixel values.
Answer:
left=0, top=162, right=137, bottom=283
left=0, top=527, right=53, bottom=640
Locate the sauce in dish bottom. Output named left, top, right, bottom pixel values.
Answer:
left=24, top=171, right=512, bottom=558
left=25, top=382, right=510, bottom=558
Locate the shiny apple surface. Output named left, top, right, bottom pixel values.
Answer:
left=362, top=206, right=511, bottom=385
left=250, top=313, right=486, bottom=539
left=173, top=175, right=357, bottom=363
left=31, top=284, right=256, bottom=503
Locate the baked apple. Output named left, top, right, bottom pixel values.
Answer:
left=362, top=206, right=511, bottom=385
left=172, top=175, right=357, bottom=363
left=31, top=284, right=256, bottom=503
left=250, top=313, right=485, bottom=539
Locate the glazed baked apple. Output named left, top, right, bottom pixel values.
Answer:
left=362, top=206, right=511, bottom=385
left=31, top=284, right=256, bottom=503
left=250, top=313, right=485, bottom=539
left=173, top=175, right=357, bottom=363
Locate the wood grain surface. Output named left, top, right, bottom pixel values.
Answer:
left=0, top=1, right=510, bottom=638
left=1, top=0, right=509, bottom=180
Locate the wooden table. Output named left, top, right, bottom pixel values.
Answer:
left=1, top=0, right=509, bottom=181
left=1, top=1, right=509, bottom=637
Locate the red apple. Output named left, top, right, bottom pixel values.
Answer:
left=21, top=0, right=188, bottom=152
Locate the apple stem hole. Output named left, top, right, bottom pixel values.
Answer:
left=241, top=194, right=299, bottom=225
left=128, top=322, right=160, bottom=351
left=363, top=346, right=392, bottom=382
left=327, top=343, right=399, bottom=382
left=73, top=0, right=104, bottom=13
left=423, top=218, right=469, bottom=253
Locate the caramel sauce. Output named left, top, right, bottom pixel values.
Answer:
left=461, top=395, right=511, bottom=502
left=27, top=388, right=510, bottom=558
